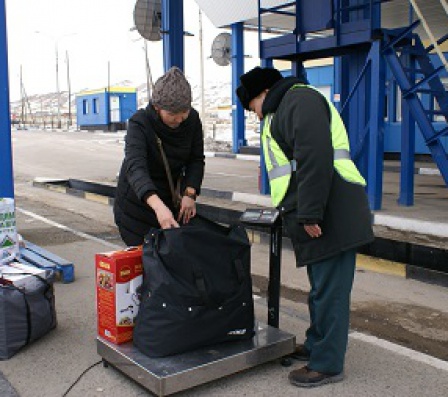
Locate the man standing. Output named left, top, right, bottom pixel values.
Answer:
left=236, top=67, right=374, bottom=387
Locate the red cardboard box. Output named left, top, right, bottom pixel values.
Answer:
left=96, top=247, right=143, bottom=344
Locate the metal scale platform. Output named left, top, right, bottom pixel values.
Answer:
left=98, top=209, right=296, bottom=396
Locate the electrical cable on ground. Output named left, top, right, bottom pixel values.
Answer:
left=61, top=360, right=103, bottom=397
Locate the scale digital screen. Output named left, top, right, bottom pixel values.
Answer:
left=240, top=209, right=280, bottom=226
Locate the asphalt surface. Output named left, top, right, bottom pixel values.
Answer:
left=0, top=129, right=447, bottom=396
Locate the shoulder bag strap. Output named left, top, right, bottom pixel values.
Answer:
left=155, top=136, right=180, bottom=208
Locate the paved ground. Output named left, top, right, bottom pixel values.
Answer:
left=1, top=129, right=447, bottom=396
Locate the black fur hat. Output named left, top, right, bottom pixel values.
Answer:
left=236, top=67, right=283, bottom=110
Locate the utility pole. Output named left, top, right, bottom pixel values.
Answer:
left=66, top=50, right=72, bottom=127
left=22, top=84, right=36, bottom=126
left=55, top=42, right=61, bottom=128
left=107, top=61, right=111, bottom=131
left=20, top=65, right=25, bottom=128
left=144, top=40, right=154, bottom=102
left=40, top=97, right=44, bottom=128
left=199, top=9, right=206, bottom=128
left=34, top=31, right=76, bottom=129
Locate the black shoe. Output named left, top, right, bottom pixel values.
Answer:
left=288, top=365, right=344, bottom=388
left=290, top=344, right=310, bottom=361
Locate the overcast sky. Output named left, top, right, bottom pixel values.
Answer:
left=5, top=0, right=261, bottom=101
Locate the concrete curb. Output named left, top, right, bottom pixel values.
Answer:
left=383, top=165, right=441, bottom=176
left=205, top=152, right=259, bottom=161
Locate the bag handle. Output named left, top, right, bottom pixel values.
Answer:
left=151, top=231, right=219, bottom=308
left=155, top=136, right=181, bottom=209
left=189, top=261, right=219, bottom=308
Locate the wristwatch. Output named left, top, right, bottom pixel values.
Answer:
left=183, top=187, right=197, bottom=201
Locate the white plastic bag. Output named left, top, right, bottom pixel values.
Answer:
left=0, top=198, right=18, bottom=265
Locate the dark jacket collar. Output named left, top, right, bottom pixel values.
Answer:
left=262, top=76, right=306, bottom=115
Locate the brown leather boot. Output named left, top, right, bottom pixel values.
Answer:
left=288, top=365, right=344, bottom=388
left=290, top=344, right=310, bottom=361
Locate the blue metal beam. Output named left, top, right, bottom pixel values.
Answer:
left=231, top=22, right=246, bottom=154
left=0, top=0, right=14, bottom=198
left=341, top=52, right=369, bottom=175
left=333, top=56, right=343, bottom=113
left=338, top=42, right=386, bottom=210
left=162, top=0, right=184, bottom=71
left=291, top=61, right=308, bottom=83
left=398, top=52, right=416, bottom=206
left=399, top=103, right=416, bottom=206
left=367, top=40, right=385, bottom=210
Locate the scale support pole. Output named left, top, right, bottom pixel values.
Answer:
left=267, top=221, right=282, bottom=328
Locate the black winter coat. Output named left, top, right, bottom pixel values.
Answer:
left=262, top=77, right=374, bottom=266
left=114, top=104, right=205, bottom=246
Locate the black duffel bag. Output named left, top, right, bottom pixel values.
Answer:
left=133, top=216, right=255, bottom=357
left=0, top=271, right=57, bottom=360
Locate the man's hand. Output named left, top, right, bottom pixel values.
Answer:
left=146, top=194, right=179, bottom=229
left=304, top=224, right=322, bottom=238
left=178, top=196, right=196, bottom=224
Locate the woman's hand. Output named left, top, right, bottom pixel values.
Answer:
left=146, top=194, right=179, bottom=229
left=178, top=196, right=196, bottom=224
left=155, top=205, right=179, bottom=229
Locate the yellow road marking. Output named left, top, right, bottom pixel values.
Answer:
left=356, top=254, right=406, bottom=277
left=85, top=192, right=110, bottom=205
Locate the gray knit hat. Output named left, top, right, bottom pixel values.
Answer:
left=152, top=67, right=192, bottom=113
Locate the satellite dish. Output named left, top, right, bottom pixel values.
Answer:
left=211, top=33, right=232, bottom=66
left=133, top=0, right=162, bottom=41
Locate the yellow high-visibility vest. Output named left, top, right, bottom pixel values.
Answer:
left=261, top=84, right=366, bottom=207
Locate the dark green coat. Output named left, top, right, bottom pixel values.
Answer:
left=262, top=77, right=374, bottom=266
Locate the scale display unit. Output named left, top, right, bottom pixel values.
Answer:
left=97, top=208, right=295, bottom=396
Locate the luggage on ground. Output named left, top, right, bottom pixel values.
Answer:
left=0, top=270, right=57, bottom=360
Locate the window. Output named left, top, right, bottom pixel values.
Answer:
left=396, top=84, right=402, bottom=122
left=396, top=83, right=423, bottom=122
left=384, top=88, right=388, bottom=122
left=316, top=85, right=331, bottom=101
left=83, top=99, right=89, bottom=115
left=93, top=98, right=99, bottom=114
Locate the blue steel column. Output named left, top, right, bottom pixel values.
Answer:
left=231, top=22, right=246, bottom=154
left=367, top=40, right=385, bottom=210
left=291, top=60, right=308, bottom=83
left=258, top=58, right=273, bottom=195
left=0, top=0, right=14, bottom=198
left=340, top=52, right=369, bottom=178
left=333, top=56, right=342, bottom=112
left=398, top=6, right=416, bottom=206
left=398, top=52, right=416, bottom=206
left=162, top=0, right=184, bottom=71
